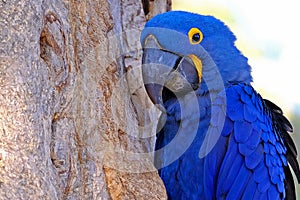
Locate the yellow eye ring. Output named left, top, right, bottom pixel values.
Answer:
left=188, top=28, right=203, bottom=44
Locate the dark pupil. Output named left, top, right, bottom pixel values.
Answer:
left=192, top=33, right=200, bottom=42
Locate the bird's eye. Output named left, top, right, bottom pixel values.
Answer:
left=192, top=33, right=201, bottom=42
left=188, top=28, right=203, bottom=44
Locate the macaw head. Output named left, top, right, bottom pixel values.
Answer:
left=141, top=11, right=252, bottom=108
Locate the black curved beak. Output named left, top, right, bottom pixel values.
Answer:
left=142, top=35, right=200, bottom=109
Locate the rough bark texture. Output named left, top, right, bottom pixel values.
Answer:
left=0, top=0, right=169, bottom=199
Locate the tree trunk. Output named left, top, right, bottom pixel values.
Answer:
left=0, top=0, right=170, bottom=199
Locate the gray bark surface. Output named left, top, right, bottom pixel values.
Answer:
left=0, top=0, right=169, bottom=199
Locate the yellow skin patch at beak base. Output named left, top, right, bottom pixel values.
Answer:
left=189, top=54, right=202, bottom=83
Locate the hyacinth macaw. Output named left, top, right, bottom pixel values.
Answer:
left=141, top=11, right=300, bottom=199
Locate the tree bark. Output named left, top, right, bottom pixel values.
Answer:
left=0, top=0, right=169, bottom=199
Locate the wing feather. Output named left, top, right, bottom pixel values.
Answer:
left=210, top=84, right=299, bottom=199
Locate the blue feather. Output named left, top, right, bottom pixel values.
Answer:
left=217, top=136, right=243, bottom=196
left=203, top=135, right=227, bottom=199
left=141, top=11, right=298, bottom=199
left=238, top=128, right=262, bottom=156
left=234, top=121, right=253, bottom=143
left=221, top=117, right=233, bottom=137
left=244, top=103, right=257, bottom=122
left=226, top=164, right=251, bottom=199
left=239, top=143, right=255, bottom=156
left=245, top=144, right=264, bottom=169
left=261, top=131, right=269, bottom=142
left=241, top=176, right=257, bottom=200
left=253, top=162, right=269, bottom=187
left=268, top=185, right=280, bottom=199
left=245, top=128, right=262, bottom=149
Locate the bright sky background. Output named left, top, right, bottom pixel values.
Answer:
left=173, top=0, right=300, bottom=116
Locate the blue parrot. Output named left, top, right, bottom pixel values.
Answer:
left=140, top=11, right=300, bottom=199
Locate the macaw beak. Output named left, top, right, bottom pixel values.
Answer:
left=142, top=35, right=201, bottom=109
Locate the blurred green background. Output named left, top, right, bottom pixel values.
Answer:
left=173, top=0, right=300, bottom=196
